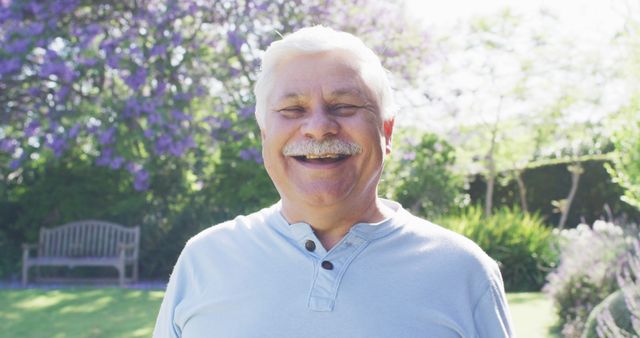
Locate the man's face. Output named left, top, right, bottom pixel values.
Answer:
left=261, top=52, right=394, bottom=209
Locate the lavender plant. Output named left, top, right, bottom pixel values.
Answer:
left=544, top=221, right=636, bottom=338
left=595, top=240, right=640, bottom=338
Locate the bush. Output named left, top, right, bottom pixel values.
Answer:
left=381, top=130, right=464, bottom=219
left=436, top=205, right=558, bottom=291
left=591, top=240, right=640, bottom=338
left=607, top=107, right=640, bottom=211
left=543, top=221, right=637, bottom=338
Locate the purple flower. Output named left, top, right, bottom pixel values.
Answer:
left=9, top=158, right=22, bottom=170
left=239, top=147, right=263, bottom=164
left=133, top=169, right=149, bottom=191
left=46, top=134, right=67, bottom=157
left=68, top=124, right=80, bottom=138
left=402, top=151, right=416, bottom=161
left=155, top=134, right=172, bottom=153
left=150, top=44, right=167, bottom=57
left=96, top=147, right=113, bottom=166
left=172, top=32, right=182, bottom=45
left=171, top=110, right=192, bottom=121
left=143, top=128, right=154, bottom=139
left=106, top=54, right=120, bottom=69
left=155, top=81, right=166, bottom=97
left=25, top=22, right=45, bottom=35
left=238, top=105, right=254, bottom=118
left=0, top=138, right=18, bottom=153
left=99, top=127, right=116, bottom=144
left=141, top=100, right=156, bottom=113
left=227, top=30, right=243, bottom=53
left=27, top=86, right=40, bottom=96
left=239, top=148, right=252, bottom=161
left=25, top=121, right=40, bottom=137
left=56, top=85, right=70, bottom=100
left=0, top=58, right=21, bottom=75
left=148, top=113, right=162, bottom=125
left=80, top=58, right=98, bottom=67
left=110, top=156, right=124, bottom=169
left=125, top=67, right=147, bottom=90
left=220, top=119, right=232, bottom=130
left=124, top=97, right=141, bottom=117
left=5, top=38, right=30, bottom=54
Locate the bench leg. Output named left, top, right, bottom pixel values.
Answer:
left=133, top=261, right=139, bottom=283
left=22, top=264, right=28, bottom=286
left=117, top=261, right=125, bottom=287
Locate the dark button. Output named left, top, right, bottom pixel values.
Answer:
left=305, top=240, right=316, bottom=252
left=321, top=260, right=334, bottom=270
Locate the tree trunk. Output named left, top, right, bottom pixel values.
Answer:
left=515, top=170, right=529, bottom=213
left=485, top=173, right=495, bottom=217
left=558, top=163, right=584, bottom=229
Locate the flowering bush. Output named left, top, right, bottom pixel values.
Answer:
left=543, top=221, right=637, bottom=338
left=0, top=0, right=430, bottom=191
left=437, top=205, right=558, bottom=291
left=593, top=240, right=640, bottom=338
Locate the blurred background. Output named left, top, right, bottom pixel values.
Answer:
left=1, top=0, right=640, bottom=337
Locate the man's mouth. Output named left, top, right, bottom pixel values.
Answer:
left=291, top=153, right=350, bottom=164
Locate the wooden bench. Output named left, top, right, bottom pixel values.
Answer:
left=22, top=220, right=140, bottom=286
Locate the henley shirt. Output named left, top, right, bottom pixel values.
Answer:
left=154, top=199, right=514, bottom=338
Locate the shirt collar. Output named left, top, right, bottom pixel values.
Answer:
left=266, top=198, right=407, bottom=242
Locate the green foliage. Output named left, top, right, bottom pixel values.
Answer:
left=607, top=108, right=640, bottom=211
left=436, top=205, right=558, bottom=291
left=543, top=222, right=637, bottom=338
left=468, top=159, right=640, bottom=227
left=583, top=289, right=635, bottom=338
left=380, top=130, right=464, bottom=219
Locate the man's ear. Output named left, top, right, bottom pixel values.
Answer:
left=383, top=118, right=394, bottom=154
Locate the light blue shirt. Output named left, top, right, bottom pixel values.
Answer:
left=154, top=200, right=514, bottom=337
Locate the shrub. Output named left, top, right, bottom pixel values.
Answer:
left=543, top=221, right=637, bottom=338
left=436, top=205, right=558, bottom=291
left=381, top=130, right=464, bottom=219
left=592, top=240, right=640, bottom=338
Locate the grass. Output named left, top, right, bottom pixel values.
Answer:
left=1, top=288, right=558, bottom=337
left=0, top=288, right=164, bottom=338
left=508, top=292, right=561, bottom=338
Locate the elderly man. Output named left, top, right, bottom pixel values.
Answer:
left=154, top=26, right=513, bottom=338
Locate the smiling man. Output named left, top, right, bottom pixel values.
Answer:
left=154, top=26, right=514, bottom=338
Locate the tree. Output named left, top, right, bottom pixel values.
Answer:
left=0, top=0, right=430, bottom=192
left=416, top=9, right=629, bottom=219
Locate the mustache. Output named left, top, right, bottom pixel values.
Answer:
left=282, top=139, right=362, bottom=156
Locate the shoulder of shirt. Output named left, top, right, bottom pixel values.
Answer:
left=398, top=210, right=501, bottom=277
left=181, top=204, right=276, bottom=252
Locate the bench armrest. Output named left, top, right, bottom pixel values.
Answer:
left=22, top=243, right=39, bottom=259
left=117, top=242, right=138, bottom=258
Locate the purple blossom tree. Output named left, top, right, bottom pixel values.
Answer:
left=0, top=0, right=430, bottom=191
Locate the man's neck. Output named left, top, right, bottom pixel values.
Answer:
left=280, top=197, right=395, bottom=251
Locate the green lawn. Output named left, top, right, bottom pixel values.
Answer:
left=508, top=292, right=561, bottom=338
left=0, top=289, right=558, bottom=337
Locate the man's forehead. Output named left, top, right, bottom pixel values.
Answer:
left=275, top=87, right=370, bottom=102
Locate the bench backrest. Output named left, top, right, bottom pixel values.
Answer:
left=38, top=220, right=140, bottom=258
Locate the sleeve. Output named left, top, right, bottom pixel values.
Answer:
left=153, top=249, right=193, bottom=338
left=472, top=274, right=515, bottom=338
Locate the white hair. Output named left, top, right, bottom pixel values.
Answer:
left=253, top=25, right=396, bottom=129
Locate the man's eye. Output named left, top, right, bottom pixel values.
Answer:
left=278, top=107, right=305, bottom=117
left=331, top=104, right=359, bottom=115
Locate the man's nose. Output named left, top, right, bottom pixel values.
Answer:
left=301, top=105, right=339, bottom=139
